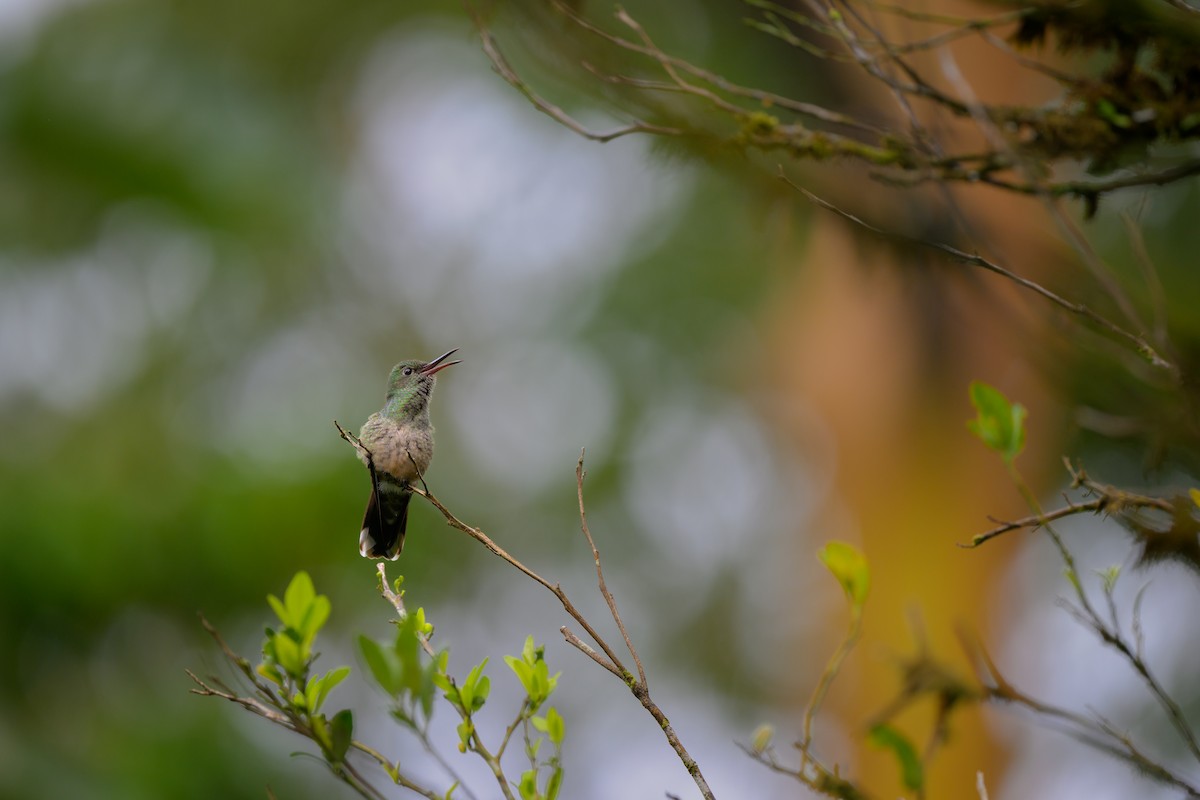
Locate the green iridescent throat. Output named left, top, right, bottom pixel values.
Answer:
left=384, top=381, right=429, bottom=421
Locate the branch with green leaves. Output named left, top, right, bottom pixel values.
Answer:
left=189, top=572, right=441, bottom=800
left=360, top=577, right=566, bottom=800
left=745, top=541, right=980, bottom=800
left=191, top=570, right=569, bottom=800
left=370, top=443, right=716, bottom=800
left=966, top=381, right=1200, bottom=791
left=331, top=429, right=715, bottom=798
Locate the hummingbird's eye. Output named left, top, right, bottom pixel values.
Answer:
left=402, top=367, right=414, bottom=376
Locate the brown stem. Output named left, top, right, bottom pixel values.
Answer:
left=472, top=10, right=682, bottom=143
left=373, top=444, right=718, bottom=800
left=575, top=450, right=646, bottom=687
left=780, top=173, right=1176, bottom=375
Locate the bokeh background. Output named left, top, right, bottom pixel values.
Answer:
left=2, top=1, right=1199, bottom=799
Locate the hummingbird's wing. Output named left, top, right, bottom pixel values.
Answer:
left=359, top=480, right=410, bottom=560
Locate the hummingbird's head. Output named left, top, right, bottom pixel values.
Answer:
left=384, top=348, right=460, bottom=407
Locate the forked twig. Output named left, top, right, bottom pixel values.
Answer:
left=965, top=458, right=1179, bottom=547
left=473, top=8, right=682, bottom=143
left=576, top=449, right=647, bottom=687
left=191, top=614, right=442, bottom=800
left=779, top=171, right=1177, bottom=375
left=959, top=629, right=1200, bottom=797
left=338, top=430, right=717, bottom=800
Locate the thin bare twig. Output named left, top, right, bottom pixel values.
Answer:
left=346, top=435, right=717, bottom=800
left=187, top=670, right=296, bottom=728
left=934, top=30, right=1154, bottom=354
left=1049, top=200, right=1149, bottom=340
left=575, top=449, right=646, bottom=687
left=965, top=498, right=1107, bottom=547
left=559, top=626, right=622, bottom=678
left=484, top=0, right=1200, bottom=208
left=780, top=172, right=1177, bottom=374
left=474, top=11, right=682, bottom=143
left=959, top=630, right=1200, bottom=797
left=562, top=0, right=886, bottom=136
left=804, top=0, right=933, bottom=148
left=742, top=740, right=873, bottom=799
left=406, top=480, right=633, bottom=677
left=798, top=604, right=863, bottom=775
left=1121, top=211, right=1171, bottom=353
left=974, top=456, right=1200, bottom=767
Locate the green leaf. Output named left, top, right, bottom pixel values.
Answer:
left=433, top=671, right=456, bottom=701
left=256, top=662, right=284, bottom=687
left=461, top=658, right=490, bottom=712
left=310, top=713, right=332, bottom=753
left=518, top=769, right=539, bottom=800
left=419, top=649, right=449, bottom=722
left=359, top=635, right=401, bottom=697
left=868, top=724, right=923, bottom=791
left=506, top=655, right=534, bottom=695
left=394, top=614, right=425, bottom=695
left=329, top=709, right=354, bottom=763
left=267, top=594, right=290, bottom=628
left=1097, top=565, right=1120, bottom=595
left=284, top=571, right=316, bottom=625
left=456, top=719, right=473, bottom=752
left=272, top=631, right=305, bottom=678
left=471, top=675, right=490, bottom=712
left=752, top=723, right=774, bottom=754
left=419, top=661, right=440, bottom=721
left=308, top=666, right=350, bottom=714
left=1096, top=98, right=1133, bottom=129
left=304, top=675, right=322, bottom=703
left=967, top=381, right=1026, bottom=464
left=545, top=707, right=565, bottom=746
left=298, top=594, right=331, bottom=642
left=413, top=606, right=434, bottom=637
left=522, top=635, right=537, bottom=664
left=533, top=661, right=551, bottom=699
left=818, top=541, right=870, bottom=607
left=526, top=736, right=543, bottom=760
left=546, top=766, right=563, bottom=800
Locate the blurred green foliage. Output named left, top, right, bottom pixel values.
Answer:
left=0, top=1, right=789, bottom=797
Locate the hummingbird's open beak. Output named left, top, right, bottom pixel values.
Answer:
left=419, top=348, right=461, bottom=376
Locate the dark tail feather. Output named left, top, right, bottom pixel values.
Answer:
left=359, top=483, right=411, bottom=560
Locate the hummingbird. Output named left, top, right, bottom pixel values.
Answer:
left=356, top=348, right=460, bottom=559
